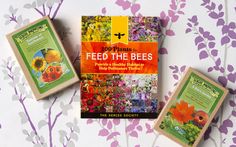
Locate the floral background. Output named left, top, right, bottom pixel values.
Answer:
left=0, top=0, right=236, bottom=147
left=81, top=74, right=158, bottom=114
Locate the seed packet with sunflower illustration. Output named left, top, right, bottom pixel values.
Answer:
left=81, top=16, right=160, bottom=118
left=7, top=16, right=78, bottom=100
left=154, top=67, right=228, bottom=147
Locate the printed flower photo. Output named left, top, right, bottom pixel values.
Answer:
left=82, top=16, right=111, bottom=41
left=81, top=74, right=158, bottom=113
left=128, top=17, right=159, bottom=42
left=160, top=100, right=209, bottom=145
left=31, top=48, right=70, bottom=87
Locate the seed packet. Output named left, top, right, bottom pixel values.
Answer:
left=154, top=67, right=228, bottom=147
left=81, top=16, right=160, bottom=118
left=7, top=16, right=79, bottom=100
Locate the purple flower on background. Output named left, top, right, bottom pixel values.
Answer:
left=185, top=1, right=236, bottom=146
left=87, top=118, right=160, bottom=147
left=87, top=119, right=121, bottom=147
left=159, top=0, right=187, bottom=55
left=200, top=0, right=236, bottom=47
left=169, top=65, right=186, bottom=86
left=24, top=0, right=64, bottom=19
left=231, top=130, right=236, bottom=146
left=2, top=58, right=79, bottom=147
left=101, top=7, right=107, bottom=15
left=186, top=14, right=236, bottom=90
left=115, top=0, right=141, bottom=16
left=219, top=119, right=233, bottom=134
left=4, top=6, right=29, bottom=28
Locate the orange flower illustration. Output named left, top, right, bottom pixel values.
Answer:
left=170, top=100, right=194, bottom=124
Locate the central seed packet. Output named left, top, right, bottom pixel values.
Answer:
left=154, top=67, right=228, bottom=147
left=81, top=16, right=159, bottom=118
left=7, top=16, right=79, bottom=100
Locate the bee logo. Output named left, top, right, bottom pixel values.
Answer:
left=114, top=32, right=125, bottom=39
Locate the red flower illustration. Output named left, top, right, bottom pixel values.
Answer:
left=170, top=100, right=194, bottom=124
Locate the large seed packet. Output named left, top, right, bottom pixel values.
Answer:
left=7, top=16, right=79, bottom=100
left=154, top=67, right=228, bottom=147
left=81, top=16, right=159, bottom=118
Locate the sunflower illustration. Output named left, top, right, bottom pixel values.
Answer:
left=31, top=57, right=46, bottom=72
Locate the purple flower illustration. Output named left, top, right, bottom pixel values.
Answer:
left=185, top=0, right=236, bottom=146
left=2, top=0, right=236, bottom=147
left=161, top=65, right=186, bottom=107
left=24, top=0, right=64, bottom=19
left=86, top=119, right=121, bottom=147
left=4, top=6, right=29, bottom=28
left=115, top=0, right=141, bottom=16
left=86, top=118, right=162, bottom=147
left=159, top=0, right=187, bottom=55
left=2, top=58, right=79, bottom=147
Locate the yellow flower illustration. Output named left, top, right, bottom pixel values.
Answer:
left=31, top=57, right=46, bottom=71
left=44, top=49, right=62, bottom=63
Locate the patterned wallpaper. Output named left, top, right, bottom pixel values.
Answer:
left=0, top=0, right=235, bottom=147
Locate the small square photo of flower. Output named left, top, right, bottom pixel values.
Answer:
left=82, top=16, right=111, bottom=41
left=128, top=17, right=159, bottom=42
